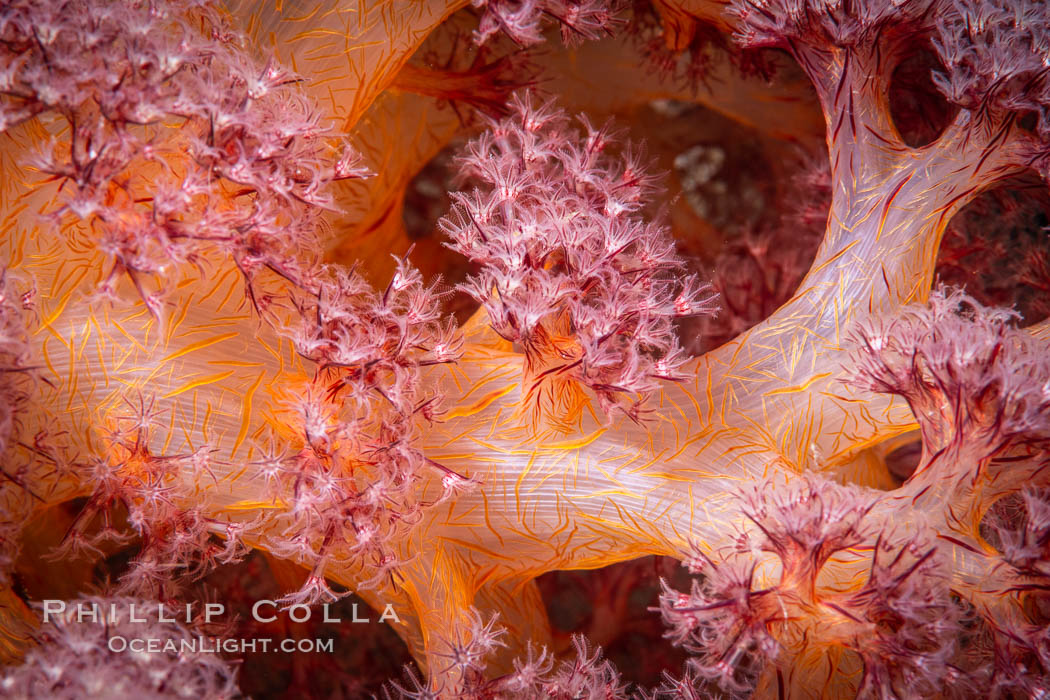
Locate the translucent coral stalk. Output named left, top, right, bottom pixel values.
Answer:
left=4, top=0, right=1050, bottom=697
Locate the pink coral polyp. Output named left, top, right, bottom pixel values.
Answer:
left=2, top=0, right=1050, bottom=697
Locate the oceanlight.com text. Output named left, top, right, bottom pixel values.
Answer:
left=107, top=635, right=336, bottom=654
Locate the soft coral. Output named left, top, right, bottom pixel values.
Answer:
left=442, top=94, right=717, bottom=423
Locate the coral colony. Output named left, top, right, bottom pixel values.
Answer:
left=2, top=0, right=1050, bottom=698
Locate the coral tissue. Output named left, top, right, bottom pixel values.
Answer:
left=1, top=0, right=1050, bottom=697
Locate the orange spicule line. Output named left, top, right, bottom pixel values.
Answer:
left=631, top=505, right=685, bottom=554
left=435, top=536, right=515, bottom=564
left=470, top=566, right=500, bottom=595
left=826, top=429, right=881, bottom=466
left=175, top=402, right=197, bottom=452
left=444, top=499, right=482, bottom=525
left=225, top=499, right=287, bottom=512
left=519, top=500, right=545, bottom=541
left=444, top=384, right=516, bottom=421
left=668, top=383, right=705, bottom=431
left=735, top=410, right=778, bottom=450
left=200, top=399, right=217, bottom=447
left=80, top=354, right=99, bottom=400
left=92, top=336, right=111, bottom=388
left=191, top=266, right=236, bottom=309
left=160, top=399, right=179, bottom=455
left=4, top=201, right=29, bottom=232
left=855, top=401, right=885, bottom=432
left=663, top=511, right=701, bottom=557
left=120, top=303, right=151, bottom=327
left=513, top=453, right=539, bottom=520
left=160, top=371, right=237, bottom=400
left=207, top=359, right=264, bottom=368
left=699, top=364, right=715, bottom=424
left=624, top=449, right=669, bottom=477
left=63, top=317, right=79, bottom=369
left=814, top=238, right=865, bottom=281
left=280, top=0, right=329, bottom=26
left=136, top=354, right=173, bottom=388
left=104, top=312, right=144, bottom=354
left=463, top=433, right=506, bottom=455
left=648, top=466, right=714, bottom=482
left=804, top=401, right=826, bottom=461
left=665, top=429, right=715, bottom=465
left=694, top=426, right=735, bottom=461
left=232, top=369, right=264, bottom=457
left=783, top=411, right=815, bottom=471
left=642, top=425, right=659, bottom=459
left=32, top=246, right=66, bottom=285
left=720, top=444, right=779, bottom=465
left=310, top=44, right=385, bottom=70
left=612, top=451, right=647, bottom=476
left=567, top=449, right=582, bottom=493
left=186, top=391, right=209, bottom=450
left=735, top=362, right=779, bottom=385
left=52, top=264, right=92, bottom=305
left=759, top=395, right=777, bottom=440
left=74, top=317, right=95, bottom=364
left=197, top=274, right=238, bottom=316
left=573, top=515, right=666, bottom=560
left=174, top=275, right=199, bottom=292
left=719, top=381, right=734, bottom=425
left=542, top=524, right=578, bottom=564
left=719, top=336, right=747, bottom=371
left=477, top=490, right=505, bottom=548
left=591, top=495, right=626, bottom=528
left=437, top=361, right=469, bottom=396
left=563, top=531, right=612, bottom=563
left=875, top=173, right=915, bottom=243
left=35, top=290, right=75, bottom=339
left=253, top=336, right=282, bottom=367
left=582, top=444, right=620, bottom=482
left=792, top=322, right=835, bottom=352
left=163, top=302, right=191, bottom=346
left=590, top=458, right=626, bottom=488
left=549, top=494, right=573, bottom=535
left=755, top=305, right=807, bottom=335
left=784, top=334, right=808, bottom=378
left=646, top=491, right=686, bottom=534
left=769, top=397, right=801, bottom=442
left=832, top=279, right=849, bottom=341
left=452, top=358, right=520, bottom=400
left=91, top=386, right=125, bottom=423
left=64, top=359, right=80, bottom=418
left=597, top=449, right=634, bottom=467
left=70, top=373, right=97, bottom=421
left=820, top=390, right=866, bottom=406
left=223, top=457, right=255, bottom=488
left=525, top=469, right=559, bottom=496
left=110, top=351, right=145, bottom=376
left=662, top=394, right=694, bottom=435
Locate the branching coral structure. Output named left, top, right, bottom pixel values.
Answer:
left=1, top=0, right=1050, bottom=698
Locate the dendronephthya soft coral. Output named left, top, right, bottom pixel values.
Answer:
left=1, top=0, right=1049, bottom=697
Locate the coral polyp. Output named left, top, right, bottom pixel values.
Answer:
left=2, top=0, right=1049, bottom=697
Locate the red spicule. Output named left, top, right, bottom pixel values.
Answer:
left=2, top=1, right=1050, bottom=698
